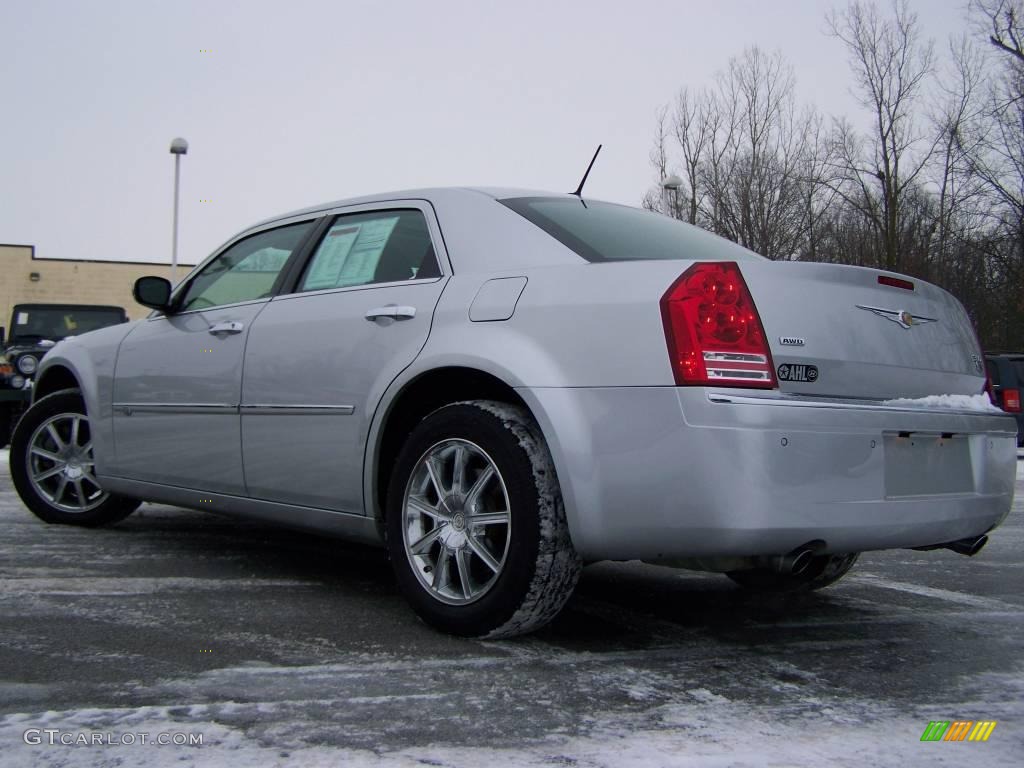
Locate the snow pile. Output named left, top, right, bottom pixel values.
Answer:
left=882, top=393, right=1003, bottom=413
left=3, top=694, right=1021, bottom=768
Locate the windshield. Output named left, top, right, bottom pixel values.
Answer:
left=10, top=307, right=126, bottom=343
left=500, top=196, right=765, bottom=263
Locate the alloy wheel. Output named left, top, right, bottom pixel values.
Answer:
left=402, top=439, right=512, bottom=605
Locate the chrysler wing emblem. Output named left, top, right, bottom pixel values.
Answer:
left=856, top=305, right=938, bottom=329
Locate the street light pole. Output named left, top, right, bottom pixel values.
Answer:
left=169, top=138, right=189, bottom=284
left=661, top=174, right=683, bottom=219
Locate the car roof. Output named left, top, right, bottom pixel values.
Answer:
left=250, top=187, right=574, bottom=228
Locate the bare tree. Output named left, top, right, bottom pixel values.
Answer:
left=973, top=0, right=1024, bottom=60
left=826, top=0, right=937, bottom=272
left=647, top=47, right=825, bottom=259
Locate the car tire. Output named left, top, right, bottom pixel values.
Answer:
left=725, top=553, right=859, bottom=593
left=10, top=389, right=140, bottom=527
left=386, top=400, right=582, bottom=638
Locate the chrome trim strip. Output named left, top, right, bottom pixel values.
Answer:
left=240, top=404, right=355, bottom=416
left=113, top=403, right=356, bottom=416
left=113, top=403, right=236, bottom=415
left=706, top=392, right=1011, bottom=419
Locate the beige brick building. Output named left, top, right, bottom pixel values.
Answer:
left=0, top=244, right=197, bottom=328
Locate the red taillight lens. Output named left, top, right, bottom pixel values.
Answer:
left=660, top=261, right=776, bottom=388
left=1003, top=388, right=1022, bottom=413
left=878, top=274, right=914, bottom=291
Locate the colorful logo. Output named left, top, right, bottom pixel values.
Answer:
left=920, top=720, right=997, bottom=742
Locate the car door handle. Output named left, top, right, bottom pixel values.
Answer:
left=365, top=305, right=416, bottom=321
left=208, top=321, right=244, bottom=334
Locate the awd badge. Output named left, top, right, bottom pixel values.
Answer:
left=777, top=363, right=818, bottom=383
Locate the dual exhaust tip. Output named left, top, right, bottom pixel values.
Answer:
left=759, top=540, right=826, bottom=576
left=911, top=534, right=989, bottom=557
left=762, top=534, right=989, bottom=575
left=941, top=534, right=988, bottom=557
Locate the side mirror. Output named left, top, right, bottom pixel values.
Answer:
left=133, top=276, right=174, bottom=312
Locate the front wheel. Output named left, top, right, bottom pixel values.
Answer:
left=726, top=553, right=859, bottom=593
left=386, top=400, right=581, bottom=638
left=10, top=389, right=140, bottom=526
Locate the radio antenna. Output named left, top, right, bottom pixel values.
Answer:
left=571, top=144, right=602, bottom=197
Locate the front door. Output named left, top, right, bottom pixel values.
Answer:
left=240, top=205, right=448, bottom=512
left=111, top=220, right=316, bottom=494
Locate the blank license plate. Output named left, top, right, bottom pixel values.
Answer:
left=884, top=434, right=974, bottom=497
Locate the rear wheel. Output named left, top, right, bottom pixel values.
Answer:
left=386, top=400, right=581, bottom=638
left=10, top=390, right=140, bottom=526
left=726, top=553, right=859, bottom=593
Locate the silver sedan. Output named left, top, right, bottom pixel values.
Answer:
left=8, top=188, right=1019, bottom=637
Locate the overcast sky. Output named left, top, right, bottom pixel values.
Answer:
left=1, top=0, right=970, bottom=268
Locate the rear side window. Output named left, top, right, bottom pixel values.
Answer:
left=299, top=209, right=441, bottom=292
left=500, top=196, right=764, bottom=263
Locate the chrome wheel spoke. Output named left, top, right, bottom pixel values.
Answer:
left=425, top=457, right=447, bottom=499
left=45, top=423, right=65, bottom=451
left=410, top=525, right=445, bottom=555
left=466, top=535, right=501, bottom=573
left=70, top=416, right=81, bottom=448
left=72, top=479, right=87, bottom=509
left=31, top=446, right=61, bottom=462
left=467, top=509, right=508, bottom=527
left=455, top=548, right=473, bottom=599
left=465, top=465, right=495, bottom=507
left=432, top=549, right=451, bottom=590
left=451, top=445, right=468, bottom=494
left=408, top=495, right=448, bottom=522
left=53, top=475, right=69, bottom=505
left=34, top=464, right=67, bottom=482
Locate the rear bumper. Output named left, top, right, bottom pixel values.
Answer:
left=519, top=386, right=1018, bottom=562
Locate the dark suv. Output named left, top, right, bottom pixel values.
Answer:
left=985, top=353, right=1024, bottom=447
left=1, top=304, right=128, bottom=446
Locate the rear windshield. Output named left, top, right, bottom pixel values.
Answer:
left=500, top=196, right=764, bottom=264
left=1013, top=360, right=1024, bottom=383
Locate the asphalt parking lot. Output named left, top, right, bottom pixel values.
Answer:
left=1, top=449, right=1021, bottom=767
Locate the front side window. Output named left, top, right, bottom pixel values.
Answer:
left=178, top=221, right=314, bottom=312
left=298, top=209, right=440, bottom=292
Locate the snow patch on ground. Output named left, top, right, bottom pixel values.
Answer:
left=3, top=694, right=1018, bottom=768
left=882, top=393, right=1004, bottom=412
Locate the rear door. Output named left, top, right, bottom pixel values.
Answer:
left=111, top=219, right=317, bottom=493
left=240, top=203, right=448, bottom=512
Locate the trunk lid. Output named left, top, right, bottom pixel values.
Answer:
left=739, top=261, right=985, bottom=399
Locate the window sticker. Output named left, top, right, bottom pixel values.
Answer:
left=16, top=312, right=29, bottom=325
left=234, top=247, right=291, bottom=272
left=64, top=315, right=78, bottom=331
left=304, top=216, right=400, bottom=290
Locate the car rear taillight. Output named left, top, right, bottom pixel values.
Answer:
left=878, top=275, right=914, bottom=291
left=1003, top=388, right=1022, bottom=413
left=660, top=261, right=776, bottom=388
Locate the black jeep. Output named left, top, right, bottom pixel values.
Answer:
left=1, top=304, right=129, bottom=447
